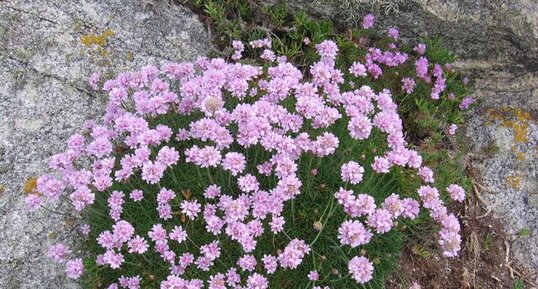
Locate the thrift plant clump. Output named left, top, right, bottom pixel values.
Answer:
left=27, top=14, right=471, bottom=289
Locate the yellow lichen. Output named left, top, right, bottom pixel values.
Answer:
left=511, top=146, right=526, bottom=161
left=126, top=51, right=134, bottom=62
left=486, top=106, right=533, bottom=144
left=506, top=173, right=523, bottom=189
left=0, top=184, right=4, bottom=195
left=23, top=177, right=38, bottom=194
left=80, top=28, right=114, bottom=48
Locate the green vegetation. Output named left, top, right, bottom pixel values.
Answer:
left=81, top=1, right=474, bottom=288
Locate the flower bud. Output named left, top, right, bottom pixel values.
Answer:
left=313, top=221, right=323, bottom=231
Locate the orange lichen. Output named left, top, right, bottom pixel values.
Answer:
left=486, top=106, right=534, bottom=144
left=80, top=28, right=114, bottom=48
left=23, top=177, right=38, bottom=194
left=511, top=146, right=526, bottom=161
left=506, top=173, right=523, bottom=189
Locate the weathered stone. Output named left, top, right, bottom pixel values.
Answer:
left=463, top=68, right=538, bottom=278
left=0, top=0, right=208, bottom=288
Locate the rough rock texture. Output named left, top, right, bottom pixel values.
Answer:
left=0, top=0, right=208, bottom=288
left=264, top=0, right=538, bottom=279
left=462, top=69, right=538, bottom=279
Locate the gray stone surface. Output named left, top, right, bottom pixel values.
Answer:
left=462, top=68, right=538, bottom=279
left=0, top=0, right=208, bottom=288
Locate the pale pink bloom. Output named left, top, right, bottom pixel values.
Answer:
left=348, top=256, right=374, bottom=284
left=308, top=270, right=319, bottom=281
left=181, top=200, right=202, bottom=220
left=341, top=161, right=365, bottom=184
left=448, top=124, right=458, bottom=135
left=367, top=208, right=394, bottom=234
left=65, top=258, right=84, bottom=279
left=362, top=14, right=374, bottom=29
left=447, top=184, right=465, bottom=202
left=338, top=220, right=372, bottom=247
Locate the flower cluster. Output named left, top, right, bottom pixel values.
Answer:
left=27, top=13, right=468, bottom=288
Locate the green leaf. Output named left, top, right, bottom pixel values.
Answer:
left=517, top=228, right=532, bottom=237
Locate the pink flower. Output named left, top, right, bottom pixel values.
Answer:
left=448, top=124, right=458, bottom=135
left=313, top=132, right=339, bottom=156
left=129, top=190, right=143, bottom=202
left=372, top=156, right=391, bottom=173
left=401, top=77, right=416, bottom=94
left=417, top=185, right=440, bottom=209
left=270, top=215, right=285, bottom=233
left=87, top=136, right=113, bottom=158
left=80, top=224, right=91, bottom=235
left=415, top=56, right=429, bottom=81
left=261, top=49, right=276, bottom=62
left=413, top=43, right=426, bottom=55
left=65, top=258, right=84, bottom=279
left=387, top=27, right=399, bottom=40
left=341, top=161, right=365, bottom=184
left=367, top=208, right=393, bottom=234
left=232, top=40, right=244, bottom=60
left=112, top=220, right=135, bottom=243
left=362, top=14, right=375, bottom=29
left=237, top=174, right=259, bottom=193
left=418, top=166, right=435, bottom=183
left=148, top=224, right=167, bottom=242
left=119, top=275, right=141, bottom=289
left=25, top=194, right=42, bottom=211
left=208, top=273, right=226, bottom=289
left=350, top=62, right=367, bottom=77
left=222, top=152, right=246, bottom=176
left=200, top=241, right=221, bottom=261
left=315, top=40, right=339, bottom=60
left=104, top=250, right=124, bottom=269
left=247, top=273, right=269, bottom=289
left=181, top=199, right=202, bottom=220
left=141, top=161, right=165, bottom=184
left=128, top=236, right=148, bottom=254
left=278, top=239, right=310, bottom=269
left=382, top=194, right=404, bottom=218
left=169, top=226, right=188, bottom=243
left=447, top=184, right=465, bottom=202
left=308, top=270, right=319, bottom=281
left=338, top=220, right=372, bottom=247
left=237, top=254, right=257, bottom=271
left=156, top=146, right=179, bottom=167
left=262, top=254, right=278, bottom=274
left=401, top=198, right=420, bottom=219
left=459, top=97, right=475, bottom=110
left=348, top=256, right=374, bottom=284
left=48, top=243, right=71, bottom=263
left=157, top=188, right=176, bottom=204
left=204, top=185, right=221, bottom=199
left=89, top=72, right=101, bottom=90
left=348, top=115, right=372, bottom=140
